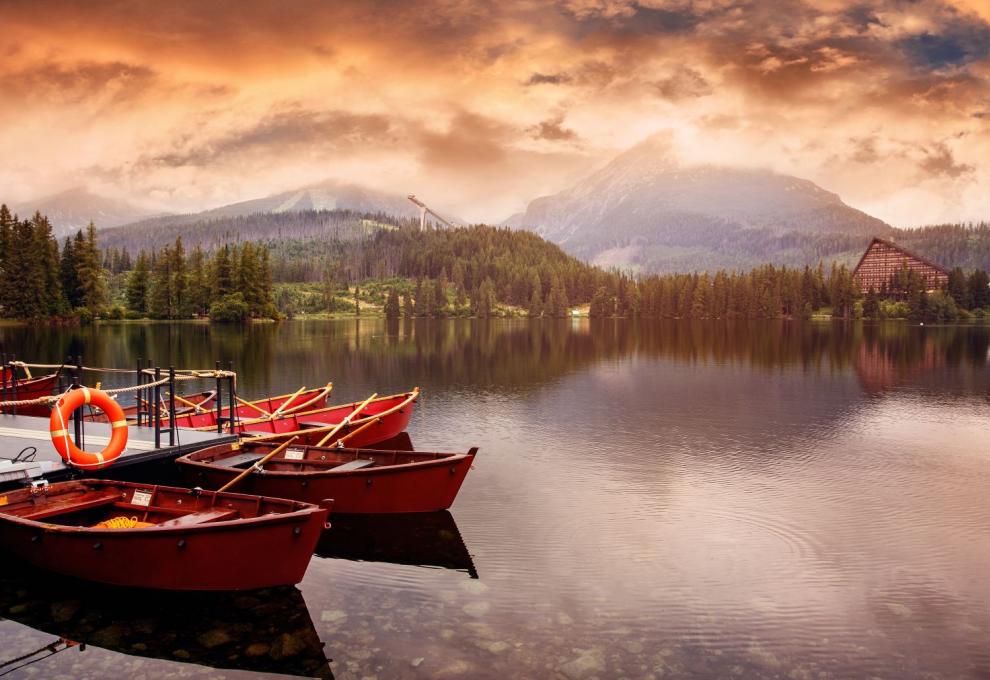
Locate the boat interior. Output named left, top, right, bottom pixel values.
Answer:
left=0, top=481, right=307, bottom=529
left=190, top=444, right=476, bottom=473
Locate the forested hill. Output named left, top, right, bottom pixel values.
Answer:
left=892, top=223, right=990, bottom=271
left=98, top=204, right=990, bottom=277
left=96, top=208, right=407, bottom=253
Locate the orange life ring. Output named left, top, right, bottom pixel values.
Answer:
left=49, top=387, right=128, bottom=469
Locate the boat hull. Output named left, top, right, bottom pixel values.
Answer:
left=0, top=481, right=328, bottom=591
left=178, top=443, right=475, bottom=514
left=1, top=373, right=59, bottom=417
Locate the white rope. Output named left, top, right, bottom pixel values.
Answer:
left=8, top=361, right=236, bottom=379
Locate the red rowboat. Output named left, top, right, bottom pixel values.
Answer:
left=1, top=372, right=59, bottom=417
left=190, top=390, right=420, bottom=449
left=0, top=480, right=329, bottom=590
left=86, top=384, right=333, bottom=423
left=176, top=441, right=476, bottom=514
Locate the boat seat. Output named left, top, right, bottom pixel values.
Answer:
left=332, top=459, right=376, bottom=471
left=16, top=490, right=122, bottom=521
left=213, top=452, right=268, bottom=468
left=156, top=509, right=239, bottom=527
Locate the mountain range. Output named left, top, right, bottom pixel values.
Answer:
left=18, top=139, right=899, bottom=272
left=8, top=187, right=157, bottom=235
left=505, top=136, right=891, bottom=272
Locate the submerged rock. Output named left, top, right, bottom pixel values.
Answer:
left=558, top=648, right=606, bottom=679
left=197, top=627, right=233, bottom=649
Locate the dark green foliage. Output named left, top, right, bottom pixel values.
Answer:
left=125, top=251, right=150, bottom=314
left=384, top=288, right=400, bottom=320
left=209, top=293, right=249, bottom=323
left=968, top=269, right=990, bottom=309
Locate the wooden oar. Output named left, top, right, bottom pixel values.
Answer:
left=173, top=393, right=209, bottom=413
left=315, top=393, right=377, bottom=447
left=334, top=416, right=383, bottom=448
left=269, top=386, right=305, bottom=419
left=276, top=382, right=333, bottom=416
left=217, top=436, right=299, bottom=492
left=236, top=396, right=271, bottom=417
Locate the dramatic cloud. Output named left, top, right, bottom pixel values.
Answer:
left=0, top=0, right=987, bottom=225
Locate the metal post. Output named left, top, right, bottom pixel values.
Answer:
left=146, top=358, right=154, bottom=427
left=135, top=358, right=143, bottom=426
left=168, top=366, right=176, bottom=446
left=153, top=365, right=161, bottom=449
left=10, top=354, right=17, bottom=416
left=2, top=352, right=7, bottom=413
left=215, top=360, right=223, bottom=434
left=227, top=360, right=237, bottom=433
left=72, top=355, right=82, bottom=450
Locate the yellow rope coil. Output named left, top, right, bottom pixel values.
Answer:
left=92, top=516, right=154, bottom=529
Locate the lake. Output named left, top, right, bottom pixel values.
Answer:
left=1, top=319, right=989, bottom=679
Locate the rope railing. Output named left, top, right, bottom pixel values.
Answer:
left=6, top=361, right=236, bottom=380
left=0, top=374, right=183, bottom=408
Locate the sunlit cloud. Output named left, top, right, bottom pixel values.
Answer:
left=0, top=0, right=987, bottom=226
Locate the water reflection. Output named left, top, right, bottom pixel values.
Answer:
left=0, top=559, right=332, bottom=678
left=317, top=511, right=478, bottom=579
left=1, top=321, right=986, bottom=399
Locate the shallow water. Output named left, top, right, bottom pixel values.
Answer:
left=1, top=319, right=989, bottom=679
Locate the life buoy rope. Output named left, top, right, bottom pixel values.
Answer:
left=49, top=387, right=128, bottom=469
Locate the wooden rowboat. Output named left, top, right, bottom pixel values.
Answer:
left=0, top=480, right=329, bottom=590
left=1, top=372, right=60, bottom=417
left=176, top=440, right=476, bottom=514
left=86, top=384, right=333, bottom=424
left=188, top=390, right=420, bottom=450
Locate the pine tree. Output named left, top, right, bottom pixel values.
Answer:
left=546, top=275, right=569, bottom=317
left=31, top=212, right=64, bottom=316
left=126, top=251, right=151, bottom=314
left=60, top=237, right=82, bottom=308
left=589, top=286, right=610, bottom=318
left=402, top=289, right=414, bottom=318
left=384, top=287, right=400, bottom=320
left=475, top=278, right=496, bottom=318
left=147, top=244, right=173, bottom=318
left=947, top=267, right=969, bottom=308
left=171, top=237, right=189, bottom=317
left=968, top=270, right=989, bottom=309
left=76, top=222, right=107, bottom=314
left=212, top=245, right=235, bottom=299
left=187, top=245, right=208, bottom=315
left=0, top=205, right=11, bottom=313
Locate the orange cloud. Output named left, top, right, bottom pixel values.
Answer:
left=0, top=0, right=986, bottom=225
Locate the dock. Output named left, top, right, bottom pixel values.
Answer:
left=0, top=414, right=237, bottom=487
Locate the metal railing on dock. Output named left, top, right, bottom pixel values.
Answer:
left=0, top=354, right=240, bottom=451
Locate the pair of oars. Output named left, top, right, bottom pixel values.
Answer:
left=218, top=394, right=379, bottom=492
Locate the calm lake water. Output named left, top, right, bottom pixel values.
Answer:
left=1, top=319, right=989, bottom=679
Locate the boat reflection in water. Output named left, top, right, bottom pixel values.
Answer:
left=0, top=559, right=333, bottom=678
left=317, top=510, right=478, bottom=579
left=313, top=432, right=478, bottom=577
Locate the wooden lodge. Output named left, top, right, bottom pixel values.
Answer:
left=852, top=237, right=949, bottom=294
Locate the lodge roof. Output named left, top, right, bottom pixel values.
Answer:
left=852, top=237, right=950, bottom=278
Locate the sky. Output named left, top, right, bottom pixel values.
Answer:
left=0, top=0, right=988, bottom=226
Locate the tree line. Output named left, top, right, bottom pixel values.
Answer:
left=0, top=205, right=106, bottom=320
left=4, top=201, right=990, bottom=323
left=123, top=239, right=276, bottom=321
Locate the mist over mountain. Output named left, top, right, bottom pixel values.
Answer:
left=506, top=137, right=893, bottom=272
left=9, top=187, right=158, bottom=236
left=97, top=180, right=446, bottom=251
left=186, top=179, right=423, bottom=222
